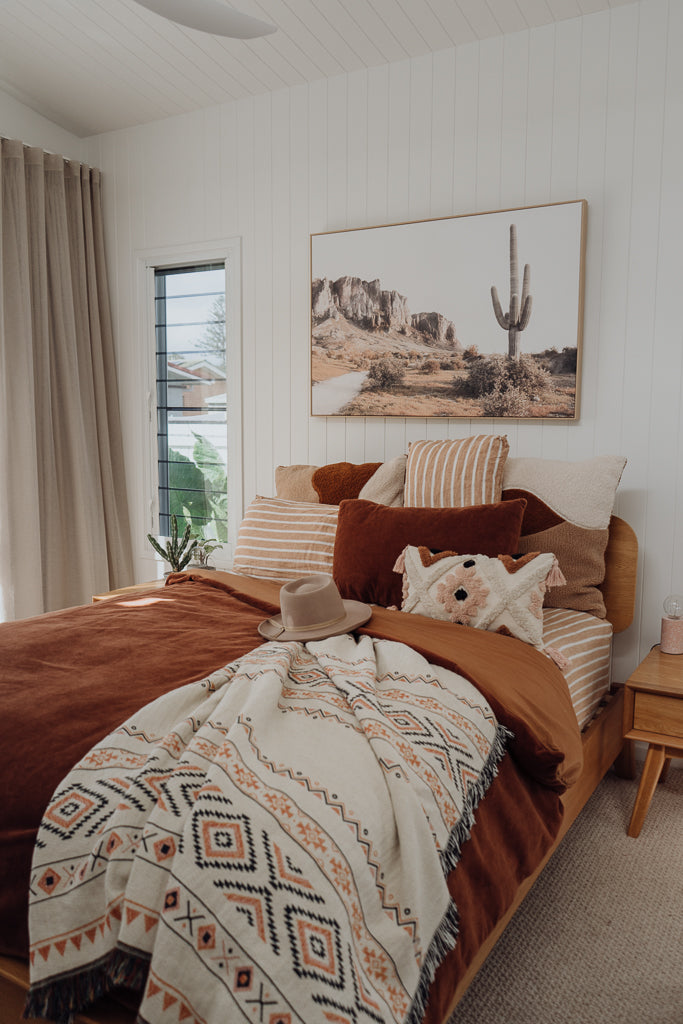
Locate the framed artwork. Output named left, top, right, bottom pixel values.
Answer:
left=310, top=200, right=587, bottom=419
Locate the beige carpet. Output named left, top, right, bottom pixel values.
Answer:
left=448, top=765, right=683, bottom=1024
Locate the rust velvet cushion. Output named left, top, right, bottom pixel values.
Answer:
left=312, top=461, right=383, bottom=505
left=332, top=497, right=527, bottom=608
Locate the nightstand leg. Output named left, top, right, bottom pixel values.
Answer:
left=658, top=757, right=672, bottom=784
left=614, top=738, right=636, bottom=779
left=627, top=744, right=666, bottom=838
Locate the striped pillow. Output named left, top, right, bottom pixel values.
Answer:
left=232, top=497, right=338, bottom=582
left=404, top=435, right=509, bottom=508
left=542, top=608, right=613, bottom=729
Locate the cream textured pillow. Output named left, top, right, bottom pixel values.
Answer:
left=233, top=497, right=337, bottom=582
left=275, top=465, right=319, bottom=502
left=358, top=454, right=407, bottom=507
left=502, top=454, right=627, bottom=617
left=394, top=545, right=566, bottom=655
left=404, top=435, right=509, bottom=508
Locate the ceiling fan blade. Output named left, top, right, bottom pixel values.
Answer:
left=132, top=0, right=277, bottom=39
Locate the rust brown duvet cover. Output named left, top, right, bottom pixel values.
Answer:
left=0, top=571, right=582, bottom=1021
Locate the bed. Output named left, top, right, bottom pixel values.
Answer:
left=0, top=440, right=638, bottom=1024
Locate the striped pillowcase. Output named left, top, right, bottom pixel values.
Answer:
left=404, top=435, right=509, bottom=508
left=232, top=497, right=338, bottom=582
left=542, top=608, right=613, bottom=730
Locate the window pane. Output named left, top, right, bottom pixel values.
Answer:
left=155, top=263, right=227, bottom=546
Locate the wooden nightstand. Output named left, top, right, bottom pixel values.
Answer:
left=92, top=579, right=166, bottom=602
left=623, top=644, right=683, bottom=837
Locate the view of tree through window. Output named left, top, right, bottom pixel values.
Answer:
left=155, top=264, right=227, bottom=542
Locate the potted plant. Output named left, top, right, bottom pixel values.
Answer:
left=190, top=537, right=224, bottom=569
left=147, top=514, right=197, bottom=573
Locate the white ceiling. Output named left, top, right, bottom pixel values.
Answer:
left=0, top=0, right=636, bottom=137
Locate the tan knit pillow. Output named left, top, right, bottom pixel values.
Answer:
left=404, top=435, right=509, bottom=508
left=502, top=454, right=627, bottom=617
left=275, top=465, right=319, bottom=502
left=233, top=497, right=337, bottom=582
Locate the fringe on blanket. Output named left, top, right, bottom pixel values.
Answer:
left=404, top=722, right=513, bottom=1024
left=23, top=946, right=148, bottom=1024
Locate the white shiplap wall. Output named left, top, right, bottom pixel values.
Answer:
left=84, top=0, right=683, bottom=682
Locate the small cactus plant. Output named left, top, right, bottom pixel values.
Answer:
left=147, top=514, right=197, bottom=572
left=490, top=223, right=533, bottom=361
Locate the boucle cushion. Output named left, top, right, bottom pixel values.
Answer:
left=502, top=455, right=627, bottom=617
left=312, top=461, right=382, bottom=505
left=332, top=497, right=527, bottom=608
left=394, top=545, right=566, bottom=654
left=233, top=497, right=337, bottom=582
left=404, top=435, right=509, bottom=508
left=358, top=454, right=407, bottom=507
left=275, top=464, right=319, bottom=502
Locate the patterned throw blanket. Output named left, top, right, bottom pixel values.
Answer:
left=26, top=635, right=509, bottom=1024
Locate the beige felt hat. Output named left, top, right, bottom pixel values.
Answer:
left=258, top=574, right=372, bottom=642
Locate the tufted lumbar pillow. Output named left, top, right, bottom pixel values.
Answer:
left=394, top=545, right=567, bottom=662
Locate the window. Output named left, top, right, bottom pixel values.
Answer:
left=155, top=263, right=228, bottom=544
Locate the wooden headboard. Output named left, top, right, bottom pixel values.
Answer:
left=601, top=515, right=638, bottom=634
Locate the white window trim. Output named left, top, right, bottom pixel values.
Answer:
left=135, top=238, right=243, bottom=569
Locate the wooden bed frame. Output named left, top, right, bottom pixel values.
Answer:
left=0, top=515, right=639, bottom=1024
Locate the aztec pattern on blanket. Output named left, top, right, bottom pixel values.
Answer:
left=26, top=635, right=509, bottom=1024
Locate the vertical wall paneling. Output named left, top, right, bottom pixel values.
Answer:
left=525, top=25, right=555, bottom=209
left=384, top=59, right=411, bottom=458
left=618, top=0, right=667, bottom=660
left=201, top=106, right=222, bottom=238
left=593, top=7, right=637, bottom=461
left=236, top=98, right=257, bottom=505
left=252, top=92, right=275, bottom=497
left=364, top=64, right=391, bottom=461
left=307, top=79, right=328, bottom=467
left=662, top=0, right=683, bottom=600
left=451, top=40, right=479, bottom=216
left=475, top=35, right=504, bottom=215
left=540, top=17, right=582, bottom=463
left=345, top=69, right=369, bottom=462
left=324, top=74, right=350, bottom=465
left=572, top=13, right=608, bottom=459
left=288, top=84, right=312, bottom=467
left=429, top=48, right=456, bottom=221
left=634, top=0, right=678, bottom=659
left=90, top=0, right=683, bottom=676
left=271, top=88, right=293, bottom=478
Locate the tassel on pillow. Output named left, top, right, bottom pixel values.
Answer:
left=545, top=556, right=566, bottom=589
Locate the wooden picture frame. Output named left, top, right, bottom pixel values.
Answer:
left=311, top=200, right=587, bottom=419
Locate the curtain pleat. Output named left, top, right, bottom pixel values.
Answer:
left=0, top=138, right=133, bottom=620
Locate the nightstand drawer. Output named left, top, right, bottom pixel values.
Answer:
left=633, top=691, right=683, bottom=739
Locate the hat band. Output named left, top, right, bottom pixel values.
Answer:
left=269, top=611, right=347, bottom=638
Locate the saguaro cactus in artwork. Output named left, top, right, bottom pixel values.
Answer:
left=490, top=223, right=533, bottom=361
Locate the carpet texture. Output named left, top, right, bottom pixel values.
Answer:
left=449, top=765, right=683, bottom=1024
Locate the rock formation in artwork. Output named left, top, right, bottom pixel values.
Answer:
left=312, top=275, right=461, bottom=350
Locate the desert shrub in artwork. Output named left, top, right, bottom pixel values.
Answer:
left=421, top=358, right=441, bottom=374
left=536, top=346, right=578, bottom=374
left=462, top=353, right=551, bottom=401
left=481, top=385, right=531, bottom=417
left=367, top=356, right=405, bottom=389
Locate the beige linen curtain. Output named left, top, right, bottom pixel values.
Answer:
left=0, top=138, right=133, bottom=620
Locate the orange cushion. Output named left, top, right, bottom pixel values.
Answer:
left=312, top=461, right=382, bottom=505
